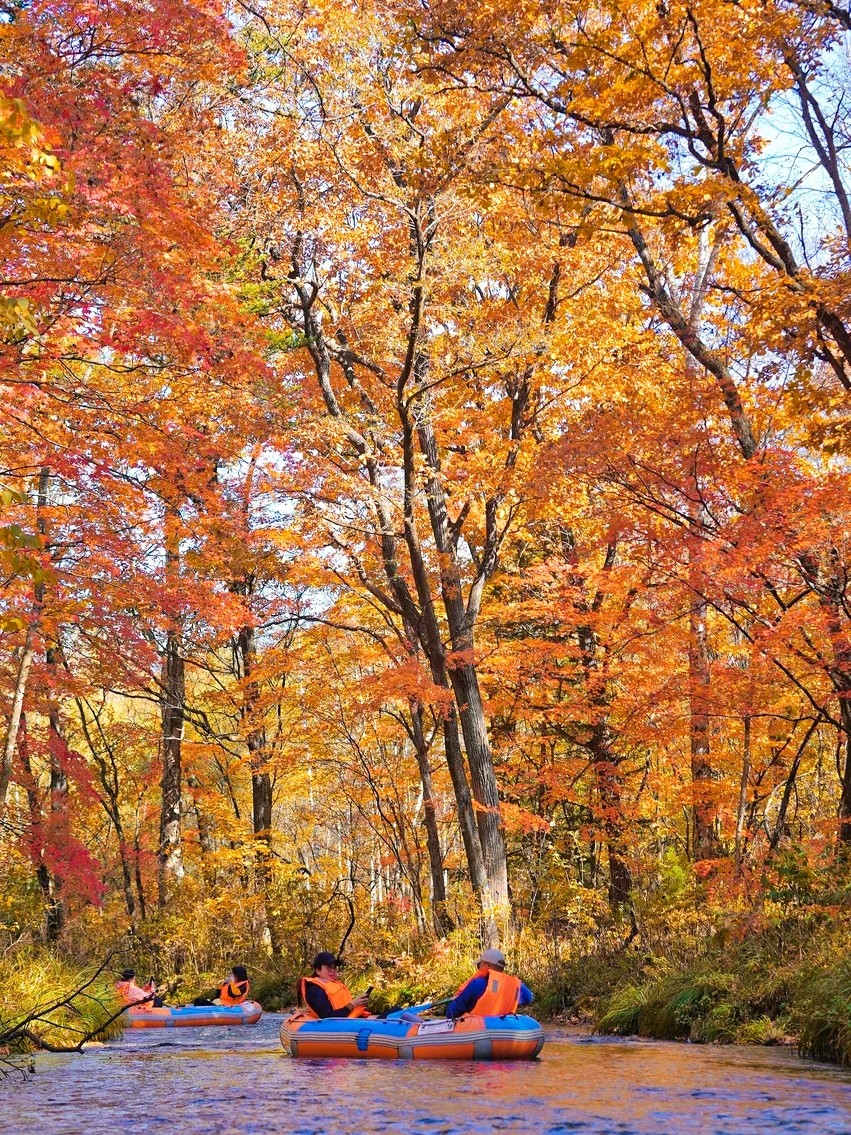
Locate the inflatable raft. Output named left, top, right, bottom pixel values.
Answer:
left=125, top=1001, right=263, bottom=1029
left=279, top=1011, right=544, bottom=1060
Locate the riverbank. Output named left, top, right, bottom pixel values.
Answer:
left=246, top=902, right=851, bottom=1065
left=526, top=922, right=851, bottom=1066
left=0, top=951, right=123, bottom=1062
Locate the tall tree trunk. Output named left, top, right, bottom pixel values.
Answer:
left=445, top=663, right=509, bottom=910
left=158, top=508, right=185, bottom=907
left=235, top=620, right=272, bottom=841
left=566, top=530, right=634, bottom=912
left=413, top=408, right=509, bottom=916
left=18, top=715, right=55, bottom=933
left=44, top=647, right=67, bottom=940
left=798, top=556, right=851, bottom=845
left=0, top=467, right=49, bottom=818
left=189, top=776, right=215, bottom=852
left=837, top=694, right=851, bottom=844
left=688, top=496, right=719, bottom=861
left=117, top=833, right=137, bottom=925
left=0, top=625, right=35, bottom=818
left=734, top=716, right=751, bottom=872
left=411, top=580, right=497, bottom=935
left=158, top=624, right=185, bottom=907
left=134, top=819, right=148, bottom=922
left=396, top=399, right=492, bottom=916
left=409, top=702, right=451, bottom=936
left=584, top=671, right=633, bottom=910
left=236, top=619, right=284, bottom=954
left=39, top=471, right=66, bottom=937
left=291, top=266, right=492, bottom=923
left=107, top=794, right=136, bottom=928
left=439, top=704, right=491, bottom=911
left=15, top=470, right=65, bottom=937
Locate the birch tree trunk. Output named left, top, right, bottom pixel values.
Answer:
left=688, top=556, right=718, bottom=861
left=0, top=467, right=50, bottom=817
left=0, top=625, right=36, bottom=817
left=409, top=702, right=451, bottom=935
left=158, top=517, right=185, bottom=907
left=45, top=646, right=68, bottom=940
left=235, top=617, right=285, bottom=954
left=414, top=408, right=509, bottom=916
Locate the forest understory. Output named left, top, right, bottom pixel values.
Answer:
left=4, top=849, right=851, bottom=1065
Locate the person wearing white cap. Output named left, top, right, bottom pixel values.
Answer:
left=445, top=948, right=534, bottom=1019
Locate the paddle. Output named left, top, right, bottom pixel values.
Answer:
left=385, top=997, right=453, bottom=1020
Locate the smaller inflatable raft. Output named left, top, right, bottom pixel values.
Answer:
left=125, top=1001, right=263, bottom=1029
left=279, top=1011, right=544, bottom=1060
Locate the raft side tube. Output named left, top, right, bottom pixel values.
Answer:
left=279, top=1012, right=544, bottom=1060
left=126, top=1000, right=263, bottom=1029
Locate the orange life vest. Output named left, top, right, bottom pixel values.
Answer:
left=453, top=969, right=522, bottom=1016
left=219, top=979, right=250, bottom=1006
left=115, top=976, right=155, bottom=1012
left=116, top=979, right=153, bottom=1007
left=299, top=976, right=370, bottom=1019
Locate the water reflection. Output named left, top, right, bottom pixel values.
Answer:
left=2, top=1017, right=850, bottom=1135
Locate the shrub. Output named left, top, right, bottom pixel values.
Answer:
left=597, top=984, right=645, bottom=1035
left=737, top=1016, right=788, bottom=1045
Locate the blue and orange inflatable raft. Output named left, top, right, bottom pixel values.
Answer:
left=126, top=1001, right=263, bottom=1029
left=279, top=1011, right=544, bottom=1060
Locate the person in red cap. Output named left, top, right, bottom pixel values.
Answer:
left=445, top=949, right=534, bottom=1019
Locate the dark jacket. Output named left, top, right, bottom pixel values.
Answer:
left=303, top=981, right=352, bottom=1019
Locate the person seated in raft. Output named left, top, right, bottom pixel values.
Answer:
left=445, top=949, right=534, bottom=1019
left=116, top=969, right=164, bottom=1009
left=193, top=965, right=251, bottom=1007
left=297, top=952, right=371, bottom=1019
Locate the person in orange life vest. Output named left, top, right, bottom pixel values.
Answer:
left=446, top=949, right=533, bottom=1019
left=218, top=965, right=250, bottom=1005
left=297, top=952, right=370, bottom=1019
left=115, top=969, right=164, bottom=1009
left=193, top=965, right=250, bottom=1007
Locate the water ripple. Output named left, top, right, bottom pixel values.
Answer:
left=2, top=1018, right=850, bottom=1135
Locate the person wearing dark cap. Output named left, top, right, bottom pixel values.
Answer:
left=297, top=953, right=371, bottom=1019
left=115, top=969, right=164, bottom=1008
left=445, top=949, right=533, bottom=1019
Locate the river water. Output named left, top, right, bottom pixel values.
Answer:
left=3, top=1015, right=851, bottom=1134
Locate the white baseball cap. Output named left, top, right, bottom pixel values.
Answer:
left=477, top=948, right=506, bottom=966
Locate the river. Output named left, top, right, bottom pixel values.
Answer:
left=3, top=1016, right=851, bottom=1134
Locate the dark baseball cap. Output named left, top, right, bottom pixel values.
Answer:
left=312, top=951, right=339, bottom=969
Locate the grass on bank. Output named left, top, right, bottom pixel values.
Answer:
left=590, top=930, right=851, bottom=1061
left=0, top=950, right=124, bottom=1056
left=797, top=958, right=851, bottom=1064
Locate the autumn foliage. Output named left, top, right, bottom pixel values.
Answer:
left=1, top=0, right=851, bottom=982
